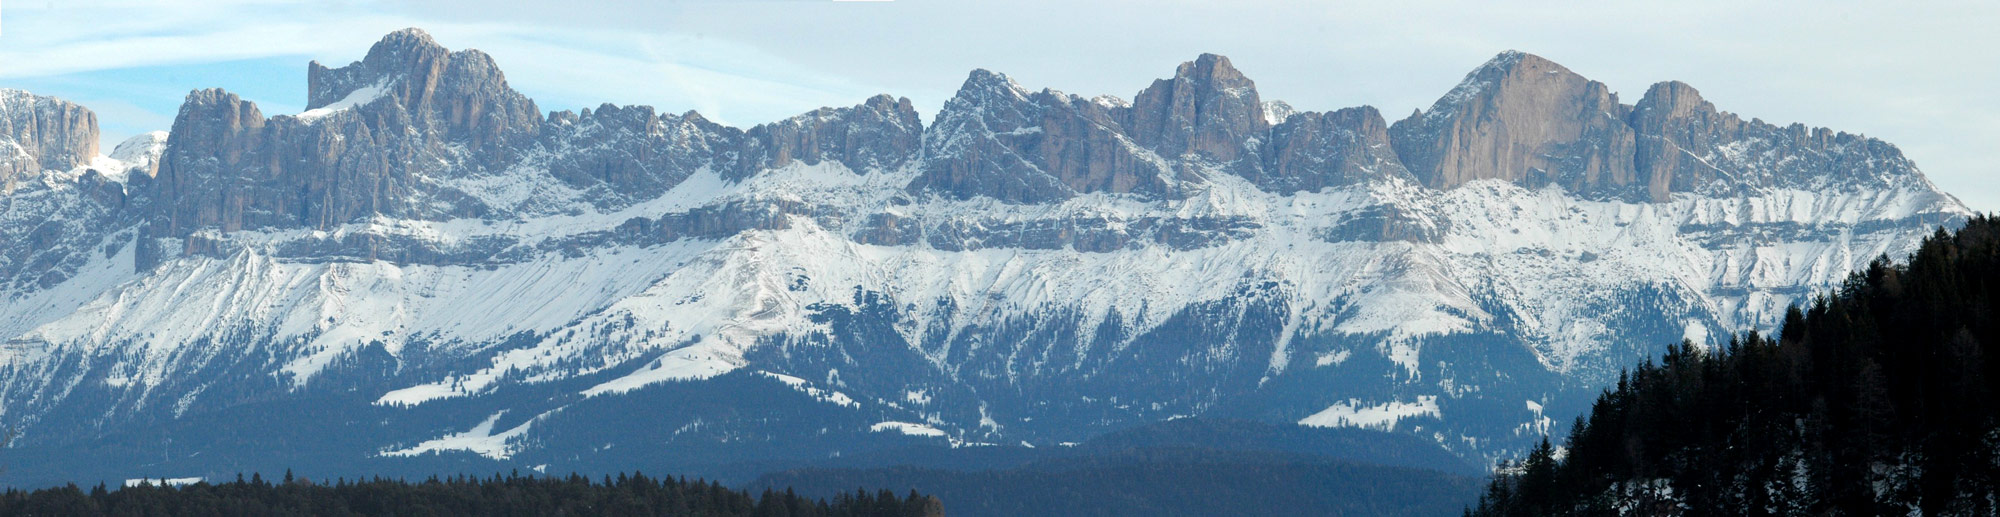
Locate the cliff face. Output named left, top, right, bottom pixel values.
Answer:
left=1628, top=80, right=1924, bottom=199
left=304, top=27, right=543, bottom=167
left=144, top=28, right=924, bottom=267
left=0, top=90, right=99, bottom=194
left=1124, top=53, right=1270, bottom=164
left=1253, top=106, right=1415, bottom=193
left=748, top=94, right=924, bottom=176
left=150, top=28, right=542, bottom=249
left=911, top=54, right=1416, bottom=204
left=1389, top=51, right=1639, bottom=198
left=909, top=69, right=1169, bottom=204
left=1388, top=51, right=1929, bottom=203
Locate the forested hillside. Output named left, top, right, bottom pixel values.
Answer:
left=0, top=471, right=939, bottom=516
left=758, top=448, right=1478, bottom=517
left=751, top=419, right=1481, bottom=516
left=1474, top=216, right=2000, bottom=515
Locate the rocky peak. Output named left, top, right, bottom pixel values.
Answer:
left=109, top=131, right=170, bottom=179
left=957, top=69, right=1030, bottom=100
left=305, top=27, right=539, bottom=159
left=748, top=94, right=922, bottom=175
left=1253, top=105, right=1414, bottom=193
left=912, top=68, right=1169, bottom=204
left=1385, top=52, right=1937, bottom=202
left=1262, top=100, right=1296, bottom=126
left=1631, top=81, right=1712, bottom=125
left=914, top=55, right=1430, bottom=202
left=142, top=29, right=562, bottom=254
left=1628, top=81, right=1732, bottom=199
left=165, top=89, right=265, bottom=145
left=936, top=69, right=1037, bottom=130
left=1389, top=51, right=1639, bottom=198
left=1125, top=53, right=1269, bottom=163
left=538, top=103, right=750, bottom=207
left=0, top=89, right=99, bottom=193
left=1626, top=80, right=1928, bottom=197
left=306, top=28, right=449, bottom=109
left=148, top=89, right=271, bottom=243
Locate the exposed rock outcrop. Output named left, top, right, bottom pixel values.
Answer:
left=115, top=34, right=1952, bottom=273
left=305, top=27, right=542, bottom=168
left=108, top=131, right=169, bottom=179
left=1254, top=106, right=1416, bottom=193
left=910, top=69, right=1169, bottom=204
left=1628, top=80, right=1923, bottom=198
left=1387, top=51, right=1931, bottom=203
left=749, top=94, right=923, bottom=176
left=540, top=104, right=750, bottom=208
left=0, top=89, right=98, bottom=193
left=1124, top=53, right=1269, bottom=164
left=911, top=55, right=1412, bottom=203
left=143, top=28, right=926, bottom=268
left=150, top=27, right=545, bottom=252
left=0, top=91, right=137, bottom=294
left=1389, top=51, right=1638, bottom=198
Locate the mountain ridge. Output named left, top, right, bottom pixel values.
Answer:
left=0, top=28, right=1970, bottom=484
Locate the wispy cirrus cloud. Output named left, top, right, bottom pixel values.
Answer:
left=1, top=0, right=401, bottom=77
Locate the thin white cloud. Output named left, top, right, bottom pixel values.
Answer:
left=0, top=1, right=390, bottom=76
left=411, top=25, right=892, bottom=127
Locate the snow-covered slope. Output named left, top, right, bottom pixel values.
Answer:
left=0, top=30, right=1970, bottom=479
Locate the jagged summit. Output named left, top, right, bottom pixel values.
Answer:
left=749, top=93, right=923, bottom=174
left=0, top=89, right=99, bottom=192
left=1389, top=50, right=1633, bottom=195
left=142, top=28, right=932, bottom=261
left=1633, top=80, right=1709, bottom=120
left=1128, top=53, right=1268, bottom=163
left=370, top=27, right=444, bottom=56
left=954, top=69, right=1030, bottom=99
left=1385, top=50, right=1937, bottom=202
left=108, top=131, right=169, bottom=179
left=1420, top=51, right=1586, bottom=117
left=915, top=52, right=1412, bottom=202
left=307, top=27, right=450, bottom=109
left=918, top=47, right=1946, bottom=204
left=303, top=26, right=537, bottom=147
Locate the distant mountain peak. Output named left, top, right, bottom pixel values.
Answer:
left=305, top=27, right=528, bottom=126
left=951, top=68, right=1032, bottom=105
left=1632, top=80, right=1712, bottom=122
left=1128, top=53, right=1268, bottom=162
left=307, top=28, right=441, bottom=110
left=371, top=27, right=443, bottom=56
left=1425, top=50, right=1587, bottom=118
left=1176, top=53, right=1252, bottom=86
left=0, top=89, right=98, bottom=193
left=1389, top=50, right=1634, bottom=196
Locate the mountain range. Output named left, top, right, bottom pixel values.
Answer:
left=0, top=28, right=1968, bottom=485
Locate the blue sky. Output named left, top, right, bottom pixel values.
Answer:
left=4, top=0, right=1997, bottom=209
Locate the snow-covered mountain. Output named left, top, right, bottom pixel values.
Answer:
left=0, top=29, right=1968, bottom=480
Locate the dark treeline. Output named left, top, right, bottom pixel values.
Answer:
left=757, top=447, right=1481, bottom=517
left=0, top=470, right=942, bottom=516
left=1474, top=216, right=2000, bottom=515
